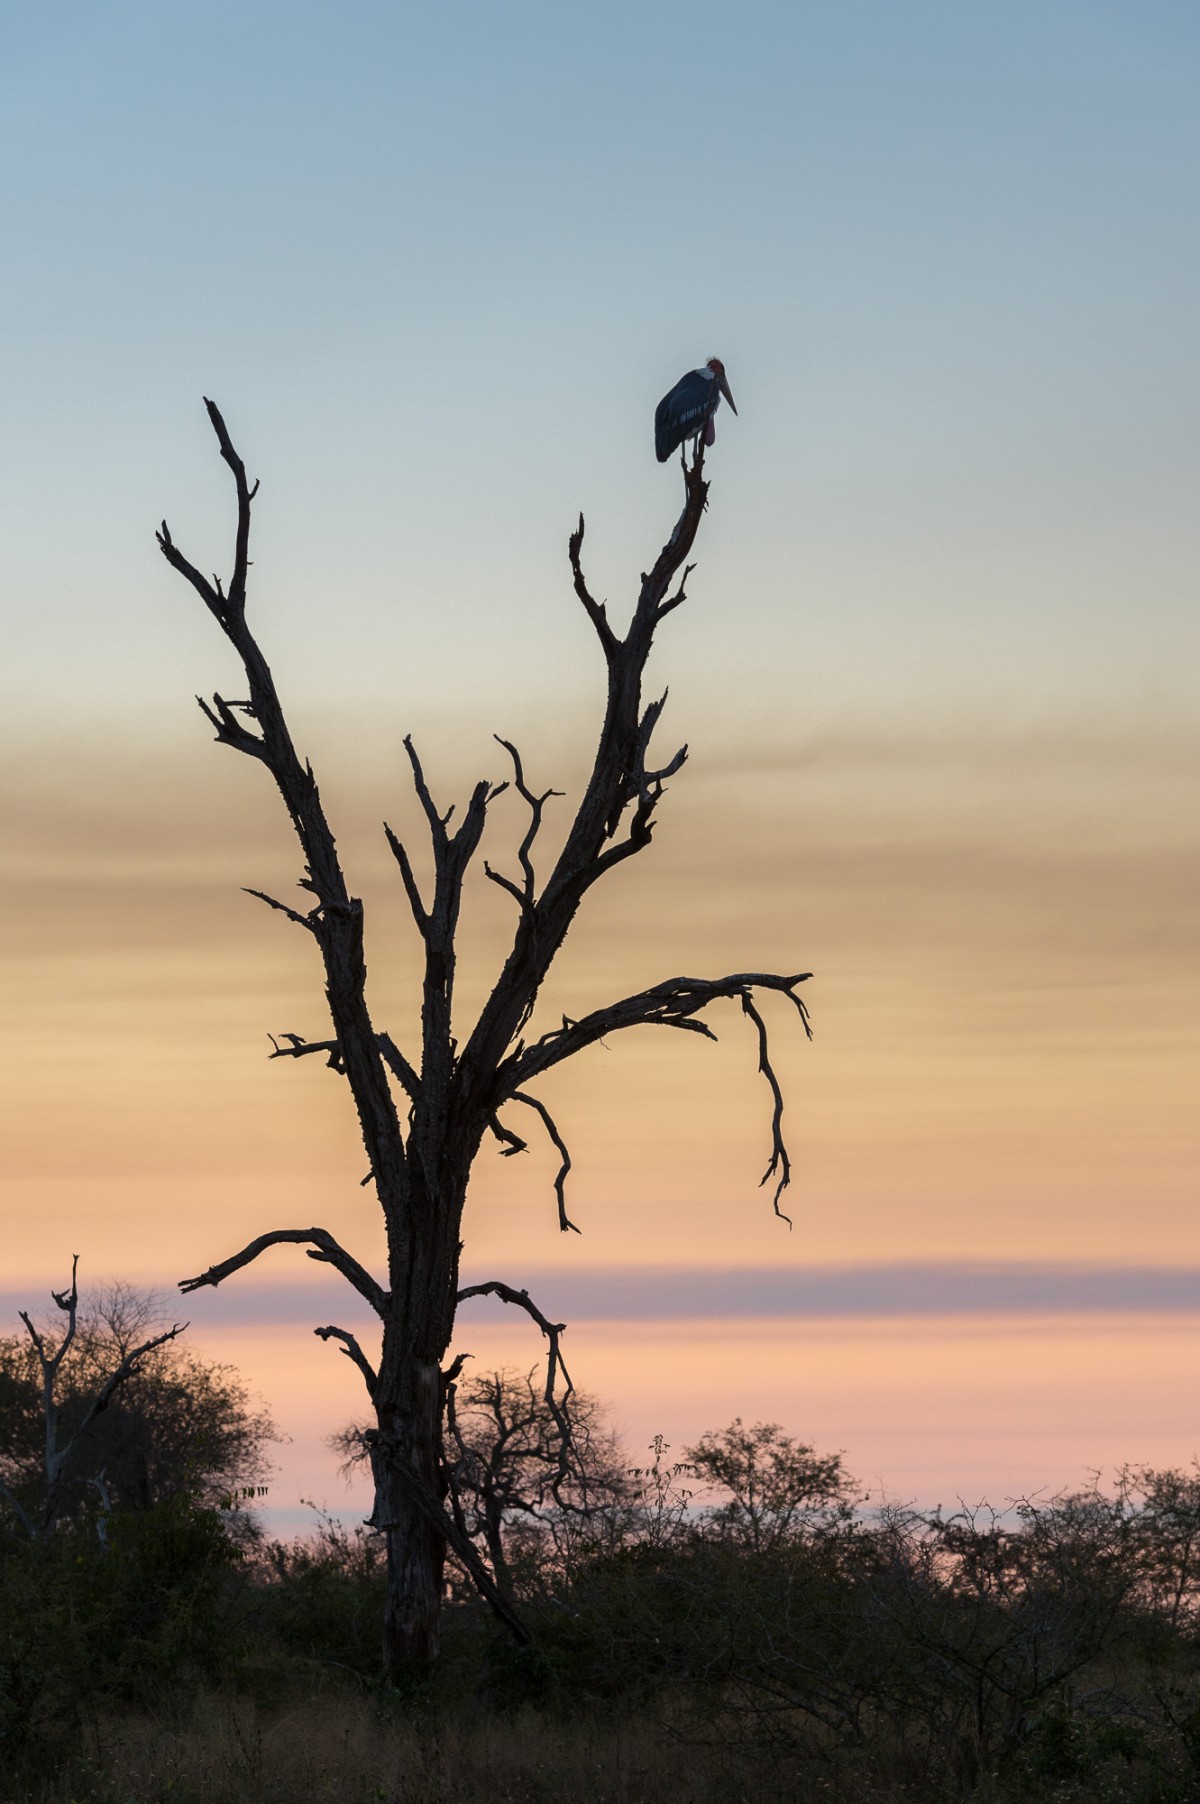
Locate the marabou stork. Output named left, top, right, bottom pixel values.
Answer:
left=655, top=357, right=737, bottom=463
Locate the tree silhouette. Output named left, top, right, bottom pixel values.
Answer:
left=158, top=401, right=810, bottom=1678
left=0, top=1261, right=187, bottom=1538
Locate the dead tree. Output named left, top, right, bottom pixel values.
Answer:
left=0, top=1257, right=186, bottom=1538
left=159, top=401, right=811, bottom=1679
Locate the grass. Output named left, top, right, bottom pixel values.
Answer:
left=18, top=1696, right=807, bottom=1804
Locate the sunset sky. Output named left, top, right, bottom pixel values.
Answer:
left=1, top=1, right=1197, bottom=1527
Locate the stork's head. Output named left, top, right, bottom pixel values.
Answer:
left=706, top=357, right=737, bottom=414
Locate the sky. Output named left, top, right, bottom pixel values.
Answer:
left=0, top=0, right=1197, bottom=1525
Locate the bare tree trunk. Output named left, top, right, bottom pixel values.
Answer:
left=374, top=1349, right=447, bottom=1675
left=163, top=400, right=810, bottom=1681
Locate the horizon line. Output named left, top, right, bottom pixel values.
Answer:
left=7, top=1259, right=1200, bottom=1330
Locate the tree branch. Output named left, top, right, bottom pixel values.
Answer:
left=19, top=1253, right=81, bottom=1379
left=496, top=973, right=810, bottom=1220
left=314, top=1325, right=378, bottom=1396
left=454, top=1279, right=575, bottom=1448
left=179, top=1227, right=388, bottom=1316
left=457, top=439, right=715, bottom=1098
left=487, top=1115, right=528, bottom=1157
left=245, top=886, right=318, bottom=931
left=56, top=1322, right=189, bottom=1479
left=483, top=862, right=530, bottom=914
left=376, top=1033, right=422, bottom=1103
left=492, top=738, right=562, bottom=905
left=403, top=735, right=448, bottom=841
left=383, top=823, right=430, bottom=936
left=197, top=693, right=268, bottom=759
left=568, top=515, right=617, bottom=654
left=159, top=401, right=409, bottom=1235
left=510, top=1091, right=580, bottom=1234
left=266, top=1030, right=421, bottom=1104
left=740, top=992, right=796, bottom=1226
left=507, top=970, right=810, bottom=1086
left=268, top=1032, right=344, bottom=1071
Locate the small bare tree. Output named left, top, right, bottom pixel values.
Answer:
left=158, top=401, right=810, bottom=1678
left=0, top=1258, right=186, bottom=1539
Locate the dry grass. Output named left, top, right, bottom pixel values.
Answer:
left=21, top=1696, right=823, bottom=1804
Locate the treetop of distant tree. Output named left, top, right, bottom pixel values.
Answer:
left=684, top=1418, right=861, bottom=1554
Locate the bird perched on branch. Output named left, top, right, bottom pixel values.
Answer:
left=655, top=357, right=738, bottom=463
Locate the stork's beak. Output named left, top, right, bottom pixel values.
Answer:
left=718, top=372, right=737, bottom=415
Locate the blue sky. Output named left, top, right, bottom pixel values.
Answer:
left=2, top=0, right=1196, bottom=729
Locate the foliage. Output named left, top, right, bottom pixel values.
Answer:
left=683, top=1416, right=861, bottom=1551
left=0, top=1497, right=251, bottom=1768
left=0, top=1281, right=278, bottom=1538
left=13, top=1383, right=1200, bottom=1800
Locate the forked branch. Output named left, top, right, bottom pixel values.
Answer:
left=487, top=738, right=562, bottom=908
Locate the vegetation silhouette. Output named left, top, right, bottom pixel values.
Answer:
left=5, top=1356, right=1200, bottom=1800
left=156, top=400, right=810, bottom=1680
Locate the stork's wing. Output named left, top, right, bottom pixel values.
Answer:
left=655, top=369, right=717, bottom=462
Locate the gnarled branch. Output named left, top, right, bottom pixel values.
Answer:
left=245, top=887, right=317, bottom=931
left=508, top=970, right=810, bottom=1084
left=56, top=1321, right=188, bottom=1479
left=491, top=738, right=562, bottom=905
left=266, top=1030, right=421, bottom=1102
left=741, top=991, right=795, bottom=1225
left=487, top=1115, right=528, bottom=1157
left=510, top=1091, right=579, bottom=1234
left=314, top=1325, right=378, bottom=1396
left=568, top=515, right=617, bottom=655
left=159, top=401, right=408, bottom=1225
left=15, top=1261, right=188, bottom=1536
left=454, top=1279, right=575, bottom=1452
left=383, top=822, right=430, bottom=936
left=179, top=1227, right=388, bottom=1316
left=498, top=972, right=811, bottom=1216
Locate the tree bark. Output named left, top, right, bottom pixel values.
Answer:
left=373, top=1350, right=447, bottom=1676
